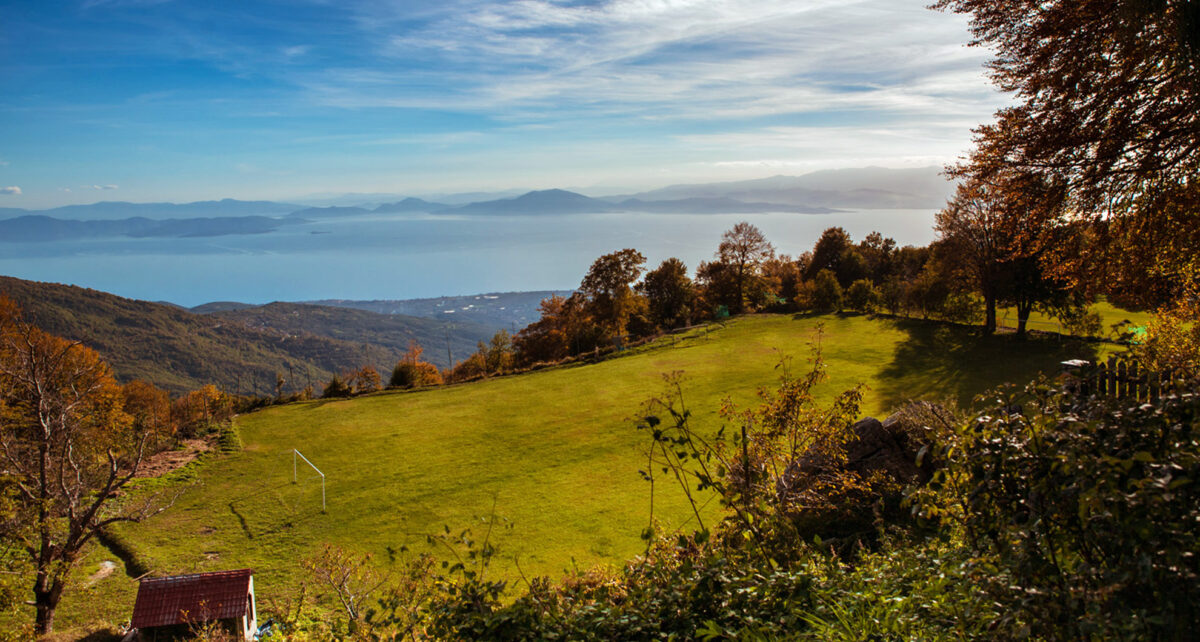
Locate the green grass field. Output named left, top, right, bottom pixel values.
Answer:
left=996, top=298, right=1155, bottom=336
left=54, top=312, right=1115, bottom=630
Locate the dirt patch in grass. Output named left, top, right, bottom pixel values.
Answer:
left=135, top=436, right=216, bottom=478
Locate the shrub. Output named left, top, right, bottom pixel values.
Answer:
left=1056, top=304, right=1104, bottom=338
left=919, top=367, right=1200, bottom=639
left=349, top=366, right=382, bottom=394
left=806, top=269, right=843, bottom=312
left=844, top=278, right=880, bottom=312
left=321, top=374, right=352, bottom=398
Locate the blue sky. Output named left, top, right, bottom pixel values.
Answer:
left=0, top=0, right=1004, bottom=209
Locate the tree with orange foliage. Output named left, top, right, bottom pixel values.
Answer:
left=935, top=0, right=1200, bottom=306
left=350, top=366, right=383, bottom=395
left=172, top=384, right=230, bottom=437
left=513, top=295, right=573, bottom=365
left=579, top=248, right=646, bottom=340
left=0, top=297, right=162, bottom=634
left=390, top=340, right=443, bottom=389
left=715, top=222, right=774, bottom=314
left=122, top=379, right=173, bottom=447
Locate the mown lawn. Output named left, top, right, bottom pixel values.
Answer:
left=55, top=312, right=1110, bottom=630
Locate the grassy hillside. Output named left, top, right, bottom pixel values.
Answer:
left=58, top=313, right=1111, bottom=629
left=0, top=276, right=407, bottom=394
left=209, top=302, right=493, bottom=370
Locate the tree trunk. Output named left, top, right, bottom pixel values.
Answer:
left=984, top=292, right=997, bottom=334
left=1016, top=300, right=1032, bottom=338
left=33, top=579, right=64, bottom=634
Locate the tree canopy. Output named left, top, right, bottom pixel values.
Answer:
left=936, top=0, right=1200, bottom=304
left=0, top=297, right=161, bottom=634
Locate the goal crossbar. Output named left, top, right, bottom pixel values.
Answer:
left=293, top=449, right=326, bottom=512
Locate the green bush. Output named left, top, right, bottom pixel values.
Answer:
left=808, top=269, right=844, bottom=312
left=920, top=370, right=1200, bottom=639
left=844, top=279, right=881, bottom=312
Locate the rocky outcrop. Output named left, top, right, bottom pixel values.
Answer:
left=775, top=402, right=949, bottom=543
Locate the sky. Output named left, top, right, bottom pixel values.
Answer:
left=0, top=0, right=1005, bottom=209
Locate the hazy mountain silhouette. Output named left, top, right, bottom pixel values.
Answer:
left=0, top=215, right=295, bottom=241
left=374, top=198, right=450, bottom=213
left=617, top=166, right=955, bottom=209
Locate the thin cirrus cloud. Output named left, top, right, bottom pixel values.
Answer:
left=4, top=0, right=1005, bottom=204
left=326, top=0, right=998, bottom=121
left=82, top=184, right=120, bottom=190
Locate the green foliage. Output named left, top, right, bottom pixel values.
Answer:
left=1056, top=304, right=1104, bottom=338
left=844, top=279, right=880, bottom=312
left=638, top=257, right=696, bottom=330
left=798, top=534, right=1000, bottom=641
left=636, top=345, right=877, bottom=559
left=937, top=291, right=984, bottom=325
left=806, top=269, right=843, bottom=312
left=918, top=368, right=1200, bottom=639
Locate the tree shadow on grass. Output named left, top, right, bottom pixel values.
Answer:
left=873, top=317, right=1102, bottom=412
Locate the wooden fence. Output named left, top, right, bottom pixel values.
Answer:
left=1068, top=356, right=1174, bottom=403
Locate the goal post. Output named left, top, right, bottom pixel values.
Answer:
left=292, top=449, right=326, bottom=513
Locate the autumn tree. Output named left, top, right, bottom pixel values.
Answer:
left=936, top=180, right=1009, bottom=332
left=390, top=341, right=442, bottom=389
left=122, top=379, right=173, bottom=446
left=935, top=0, right=1200, bottom=305
left=715, top=222, right=775, bottom=314
left=857, top=231, right=897, bottom=284
left=637, top=258, right=695, bottom=330
left=579, top=249, right=646, bottom=338
left=760, top=255, right=804, bottom=309
left=349, top=366, right=382, bottom=395
left=806, top=269, right=844, bottom=312
left=172, top=384, right=230, bottom=437
left=805, top=227, right=853, bottom=282
left=694, top=259, right=739, bottom=317
left=322, top=374, right=352, bottom=398
left=0, top=297, right=159, bottom=634
left=512, top=295, right=572, bottom=365
left=483, top=330, right=515, bottom=374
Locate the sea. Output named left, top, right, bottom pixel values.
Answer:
left=0, top=209, right=937, bottom=307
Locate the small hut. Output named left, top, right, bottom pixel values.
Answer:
left=131, top=568, right=257, bottom=641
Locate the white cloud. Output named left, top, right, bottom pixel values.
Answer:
left=81, top=184, right=119, bottom=190
left=304, top=0, right=1002, bottom=158
left=0, top=186, right=21, bottom=195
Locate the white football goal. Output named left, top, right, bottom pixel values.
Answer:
left=292, top=449, right=326, bottom=512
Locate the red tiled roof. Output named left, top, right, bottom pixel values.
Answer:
left=132, top=568, right=253, bottom=629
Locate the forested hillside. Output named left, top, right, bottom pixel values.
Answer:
left=208, top=302, right=492, bottom=368
left=0, top=276, right=408, bottom=394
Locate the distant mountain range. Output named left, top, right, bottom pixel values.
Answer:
left=610, top=167, right=956, bottom=210
left=0, top=167, right=954, bottom=241
left=0, top=198, right=298, bottom=221
left=0, top=214, right=300, bottom=242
